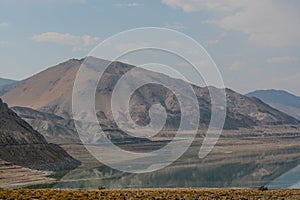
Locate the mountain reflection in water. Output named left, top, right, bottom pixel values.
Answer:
left=54, top=136, right=300, bottom=189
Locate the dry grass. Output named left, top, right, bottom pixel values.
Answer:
left=1, top=188, right=300, bottom=200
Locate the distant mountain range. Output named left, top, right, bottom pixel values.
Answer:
left=247, top=90, right=300, bottom=120
left=0, top=78, right=16, bottom=87
left=0, top=57, right=298, bottom=144
left=0, top=79, right=18, bottom=96
left=0, top=98, right=80, bottom=171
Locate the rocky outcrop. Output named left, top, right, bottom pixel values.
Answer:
left=0, top=99, right=80, bottom=171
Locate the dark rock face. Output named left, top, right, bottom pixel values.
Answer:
left=0, top=144, right=80, bottom=171
left=0, top=99, right=47, bottom=145
left=0, top=99, right=80, bottom=171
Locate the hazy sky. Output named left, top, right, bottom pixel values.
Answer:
left=1, top=0, right=300, bottom=95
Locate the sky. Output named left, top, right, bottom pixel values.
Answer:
left=0, top=0, right=300, bottom=95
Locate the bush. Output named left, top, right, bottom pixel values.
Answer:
left=98, top=186, right=106, bottom=190
left=258, top=186, right=268, bottom=191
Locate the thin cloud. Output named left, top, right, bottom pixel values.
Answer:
left=0, top=22, right=8, bottom=27
left=229, top=60, right=242, bottom=71
left=165, top=22, right=186, bottom=30
left=206, top=40, right=219, bottom=45
left=267, top=56, right=298, bottom=64
left=72, top=46, right=88, bottom=52
left=162, top=0, right=300, bottom=47
left=113, top=3, right=143, bottom=7
left=32, top=32, right=100, bottom=49
left=206, top=32, right=226, bottom=45
left=0, top=41, right=15, bottom=46
left=115, top=42, right=149, bottom=52
left=161, top=0, right=240, bottom=12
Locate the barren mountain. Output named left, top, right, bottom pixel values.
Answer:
left=0, top=99, right=80, bottom=171
left=247, top=90, right=300, bottom=120
left=1, top=59, right=82, bottom=117
left=1, top=57, right=299, bottom=144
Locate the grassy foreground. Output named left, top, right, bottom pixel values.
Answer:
left=1, top=189, right=300, bottom=199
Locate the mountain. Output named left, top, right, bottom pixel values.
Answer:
left=0, top=78, right=17, bottom=96
left=0, top=78, right=16, bottom=87
left=11, top=106, right=80, bottom=144
left=247, top=90, right=300, bottom=120
left=1, top=58, right=299, bottom=144
left=0, top=98, right=80, bottom=171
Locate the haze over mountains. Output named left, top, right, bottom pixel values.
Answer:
left=247, top=90, right=300, bottom=120
left=0, top=57, right=299, bottom=144
left=0, top=80, right=18, bottom=96
left=0, top=78, right=16, bottom=87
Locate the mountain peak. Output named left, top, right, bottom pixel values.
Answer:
left=2, top=57, right=299, bottom=135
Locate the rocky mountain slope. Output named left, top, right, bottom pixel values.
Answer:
left=247, top=90, right=300, bottom=120
left=11, top=106, right=80, bottom=144
left=1, top=58, right=299, bottom=144
left=0, top=99, right=80, bottom=171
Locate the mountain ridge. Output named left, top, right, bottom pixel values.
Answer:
left=247, top=89, right=300, bottom=120
left=0, top=77, right=16, bottom=87
left=1, top=58, right=299, bottom=144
